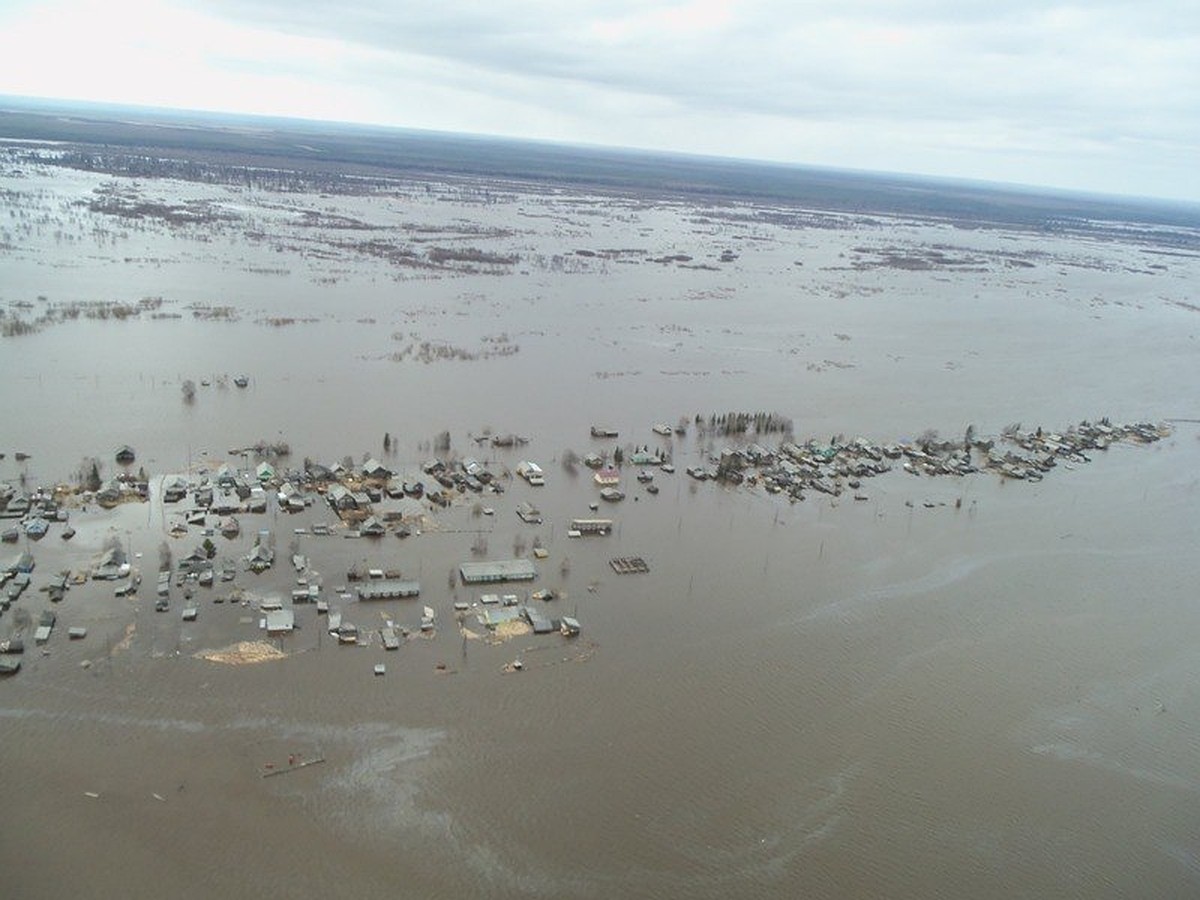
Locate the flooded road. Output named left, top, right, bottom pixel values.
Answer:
left=2, top=148, right=1199, bottom=898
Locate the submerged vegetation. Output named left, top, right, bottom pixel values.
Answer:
left=389, top=332, right=520, bottom=364
left=1, top=295, right=166, bottom=336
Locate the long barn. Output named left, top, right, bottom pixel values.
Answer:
left=459, top=559, right=537, bottom=585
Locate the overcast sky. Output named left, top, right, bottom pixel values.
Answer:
left=1, top=0, right=1198, bottom=202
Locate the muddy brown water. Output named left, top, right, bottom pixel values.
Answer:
left=2, top=154, right=1199, bottom=898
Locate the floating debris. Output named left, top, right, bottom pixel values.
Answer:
left=261, top=755, right=325, bottom=778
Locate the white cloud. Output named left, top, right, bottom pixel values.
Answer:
left=1, top=0, right=1198, bottom=200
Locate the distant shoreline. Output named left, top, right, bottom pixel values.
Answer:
left=3, top=96, right=1199, bottom=238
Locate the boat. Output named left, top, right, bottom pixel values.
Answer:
left=599, top=487, right=625, bottom=502
left=233, top=375, right=249, bottom=388
left=61, top=525, right=76, bottom=540
left=637, top=470, right=654, bottom=483
left=374, top=663, right=386, bottom=676
left=1, top=527, right=17, bottom=543
left=220, top=516, right=240, bottom=538
left=646, top=483, right=660, bottom=495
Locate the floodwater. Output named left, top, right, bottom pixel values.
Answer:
left=2, top=149, right=1200, bottom=898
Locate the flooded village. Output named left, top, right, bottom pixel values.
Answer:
left=0, top=415, right=1172, bottom=677
left=2, top=117, right=1200, bottom=900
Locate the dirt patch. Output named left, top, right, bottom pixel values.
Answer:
left=487, top=620, right=532, bottom=644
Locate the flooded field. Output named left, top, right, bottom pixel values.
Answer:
left=2, top=134, right=1200, bottom=899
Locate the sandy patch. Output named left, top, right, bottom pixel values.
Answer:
left=196, top=640, right=287, bottom=665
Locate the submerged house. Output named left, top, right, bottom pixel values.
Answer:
left=91, top=547, right=129, bottom=581
left=362, top=458, right=391, bottom=480
left=265, top=608, right=295, bottom=635
left=162, top=476, right=189, bottom=503
left=247, top=486, right=268, bottom=512
left=177, top=546, right=210, bottom=573
left=593, top=467, right=620, bottom=486
left=95, top=479, right=123, bottom=507
left=327, top=484, right=359, bottom=511
left=357, top=579, right=421, bottom=600
left=246, top=541, right=275, bottom=573
left=212, top=490, right=241, bottom=515
left=516, top=461, right=545, bottom=486
left=322, top=483, right=375, bottom=509
left=4, top=551, right=34, bottom=575
left=359, top=515, right=386, bottom=538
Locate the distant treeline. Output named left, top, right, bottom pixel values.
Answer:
left=696, top=412, right=794, bottom=437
